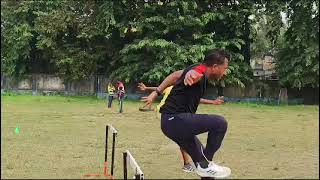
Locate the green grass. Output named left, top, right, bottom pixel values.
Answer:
left=1, top=95, right=319, bottom=179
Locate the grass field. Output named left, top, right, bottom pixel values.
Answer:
left=1, top=95, right=319, bottom=179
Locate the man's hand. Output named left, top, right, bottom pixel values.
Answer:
left=138, top=82, right=147, bottom=91
left=184, top=70, right=203, bottom=86
left=141, top=91, right=158, bottom=107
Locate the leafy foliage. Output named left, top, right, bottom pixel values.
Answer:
left=1, top=0, right=318, bottom=88
left=109, top=1, right=254, bottom=87
left=265, top=0, right=319, bottom=88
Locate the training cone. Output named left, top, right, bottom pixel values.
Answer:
left=15, top=127, right=20, bottom=134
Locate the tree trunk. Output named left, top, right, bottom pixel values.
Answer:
left=64, top=79, right=71, bottom=95
left=1, top=72, right=4, bottom=89
left=32, top=74, right=37, bottom=95
left=243, top=13, right=251, bottom=65
left=278, top=88, right=288, bottom=105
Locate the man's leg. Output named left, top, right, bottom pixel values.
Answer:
left=161, top=113, right=230, bottom=178
left=179, top=113, right=228, bottom=162
left=119, top=97, right=123, bottom=113
left=180, top=148, right=193, bottom=165
left=161, top=113, right=230, bottom=177
left=108, top=95, right=113, bottom=108
left=180, top=147, right=196, bottom=173
left=161, top=113, right=228, bottom=164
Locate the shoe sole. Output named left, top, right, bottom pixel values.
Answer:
left=196, top=169, right=231, bottom=178
left=182, top=169, right=194, bottom=173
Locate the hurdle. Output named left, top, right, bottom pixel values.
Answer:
left=123, top=150, right=144, bottom=179
left=105, top=124, right=118, bottom=176
left=84, top=124, right=117, bottom=178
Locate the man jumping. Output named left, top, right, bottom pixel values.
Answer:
left=141, top=49, right=231, bottom=178
left=138, top=82, right=224, bottom=173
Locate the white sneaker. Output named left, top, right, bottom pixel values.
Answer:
left=196, top=161, right=231, bottom=178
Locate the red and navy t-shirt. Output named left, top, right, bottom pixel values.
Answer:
left=117, top=82, right=125, bottom=98
left=159, top=64, right=208, bottom=114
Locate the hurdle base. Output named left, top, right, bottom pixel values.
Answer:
left=83, top=162, right=114, bottom=179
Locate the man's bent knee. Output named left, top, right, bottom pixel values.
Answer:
left=213, top=115, right=228, bottom=132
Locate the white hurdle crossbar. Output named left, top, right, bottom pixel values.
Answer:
left=123, top=150, right=144, bottom=179
left=108, top=124, right=118, bottom=134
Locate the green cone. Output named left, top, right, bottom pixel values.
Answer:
left=15, top=127, right=20, bottom=134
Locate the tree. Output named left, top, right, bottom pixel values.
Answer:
left=263, top=0, right=319, bottom=88
left=34, top=1, right=116, bottom=81
left=108, top=0, right=255, bottom=87
left=2, top=0, right=317, bottom=89
left=276, top=0, right=319, bottom=88
left=1, top=1, right=34, bottom=78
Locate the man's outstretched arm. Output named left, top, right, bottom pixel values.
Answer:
left=137, top=82, right=158, bottom=92
left=141, top=70, right=183, bottom=107
left=200, top=98, right=224, bottom=105
left=157, top=70, right=183, bottom=92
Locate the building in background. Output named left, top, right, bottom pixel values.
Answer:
left=251, top=54, right=277, bottom=80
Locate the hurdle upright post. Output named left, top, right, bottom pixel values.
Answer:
left=123, top=151, right=128, bottom=180
left=106, top=125, right=110, bottom=163
left=123, top=150, right=144, bottom=180
left=111, top=130, right=117, bottom=175
left=135, top=174, right=142, bottom=179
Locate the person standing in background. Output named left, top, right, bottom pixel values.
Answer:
left=106, top=81, right=116, bottom=108
left=217, top=81, right=225, bottom=100
left=117, top=81, right=125, bottom=113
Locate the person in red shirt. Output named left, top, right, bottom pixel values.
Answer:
left=117, top=81, right=125, bottom=113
